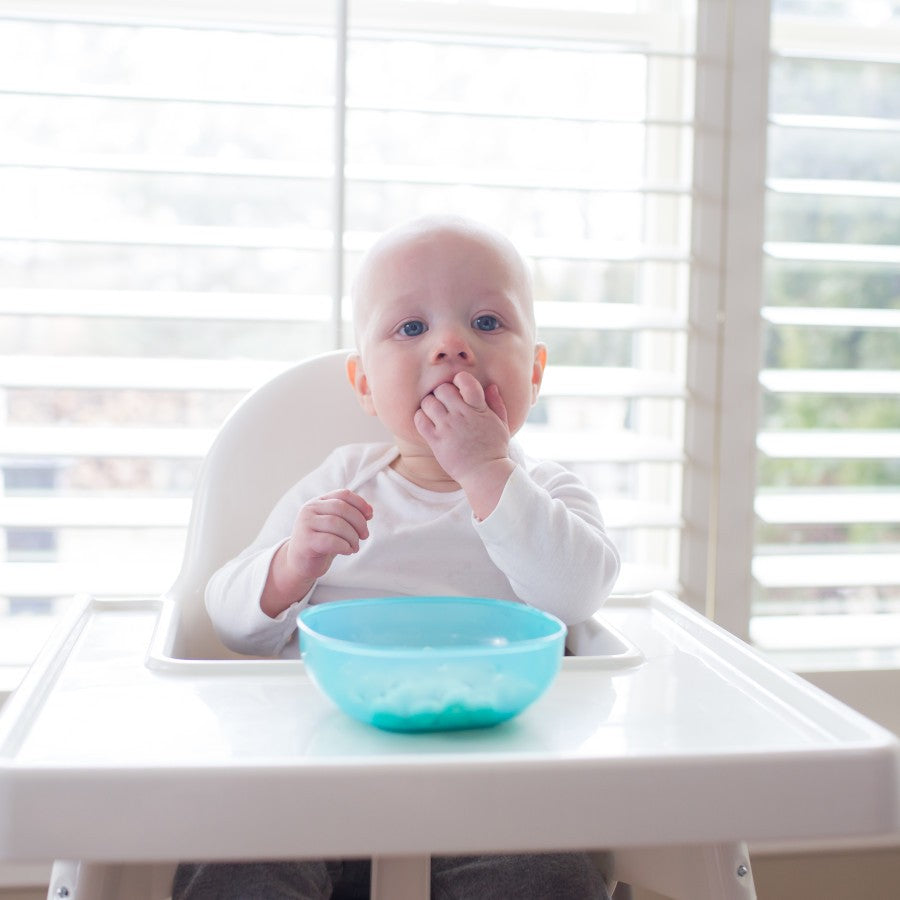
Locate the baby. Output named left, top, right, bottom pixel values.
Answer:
left=205, top=214, right=620, bottom=658
left=175, top=215, right=619, bottom=899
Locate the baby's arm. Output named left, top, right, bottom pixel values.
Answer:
left=415, top=371, right=514, bottom=520
left=260, top=490, right=372, bottom=618
left=416, top=375, right=619, bottom=623
left=205, top=444, right=391, bottom=656
left=475, top=462, right=621, bottom=625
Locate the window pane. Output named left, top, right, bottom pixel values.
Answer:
left=1, top=1, right=696, bottom=678
left=344, top=13, right=694, bottom=594
left=754, top=3, right=900, bottom=636
left=0, top=14, right=337, bottom=671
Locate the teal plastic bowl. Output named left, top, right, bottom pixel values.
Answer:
left=298, top=597, right=566, bottom=733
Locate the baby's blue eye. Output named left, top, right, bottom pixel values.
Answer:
left=399, top=320, right=426, bottom=337
left=473, top=315, right=500, bottom=332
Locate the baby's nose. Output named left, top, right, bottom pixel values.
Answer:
left=432, top=328, right=473, bottom=362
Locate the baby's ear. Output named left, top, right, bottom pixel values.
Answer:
left=346, top=353, right=377, bottom=416
left=531, top=343, right=547, bottom=403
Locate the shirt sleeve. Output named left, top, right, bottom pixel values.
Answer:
left=473, top=461, right=620, bottom=625
left=205, top=537, right=308, bottom=656
left=204, top=443, right=393, bottom=657
left=205, top=492, right=313, bottom=657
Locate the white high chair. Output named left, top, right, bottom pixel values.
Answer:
left=44, top=349, right=755, bottom=900
left=47, top=351, right=391, bottom=900
left=153, top=349, right=623, bottom=664
left=154, top=349, right=392, bottom=663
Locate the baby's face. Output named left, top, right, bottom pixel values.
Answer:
left=350, top=224, right=544, bottom=452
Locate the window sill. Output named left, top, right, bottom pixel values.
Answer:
left=752, top=613, right=900, bottom=670
left=751, top=615, right=900, bottom=736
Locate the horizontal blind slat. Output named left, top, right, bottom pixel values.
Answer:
left=759, top=369, right=900, bottom=395
left=0, top=89, right=694, bottom=127
left=0, top=561, right=176, bottom=598
left=0, top=154, right=693, bottom=194
left=0, top=85, right=333, bottom=109
left=537, top=302, right=685, bottom=331
left=0, top=290, right=333, bottom=322
left=755, top=491, right=900, bottom=524
left=766, top=179, right=900, bottom=199
left=762, top=307, right=900, bottom=329
left=0, top=496, right=191, bottom=529
left=0, top=426, right=215, bottom=459
left=0, top=356, right=289, bottom=391
left=521, top=430, right=683, bottom=464
left=0, top=224, right=334, bottom=250
left=758, top=430, right=900, bottom=459
left=1, top=2, right=693, bottom=44
left=753, top=553, right=900, bottom=589
left=768, top=114, right=900, bottom=133
left=765, top=242, right=900, bottom=264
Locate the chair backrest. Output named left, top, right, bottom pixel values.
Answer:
left=158, top=350, right=391, bottom=660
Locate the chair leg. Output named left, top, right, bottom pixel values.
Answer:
left=48, top=861, right=109, bottom=900
left=370, top=854, right=431, bottom=900
left=610, top=842, right=756, bottom=900
left=47, top=860, right=177, bottom=900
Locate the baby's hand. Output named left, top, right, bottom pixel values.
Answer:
left=284, top=489, right=373, bottom=582
left=414, top=371, right=511, bottom=485
left=261, top=489, right=372, bottom=618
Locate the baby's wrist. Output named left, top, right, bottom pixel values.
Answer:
left=459, top=457, right=515, bottom=521
left=261, top=543, right=315, bottom=618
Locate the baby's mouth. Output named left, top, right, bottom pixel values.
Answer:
left=424, top=371, right=482, bottom=399
left=426, top=377, right=454, bottom=395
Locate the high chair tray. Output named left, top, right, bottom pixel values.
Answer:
left=1, top=591, right=897, bottom=864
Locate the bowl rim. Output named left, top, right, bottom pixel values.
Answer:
left=297, top=595, right=566, bottom=659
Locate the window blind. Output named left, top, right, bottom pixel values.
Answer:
left=0, top=0, right=697, bottom=678
left=751, top=0, right=900, bottom=659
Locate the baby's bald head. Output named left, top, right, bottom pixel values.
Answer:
left=351, top=215, right=535, bottom=351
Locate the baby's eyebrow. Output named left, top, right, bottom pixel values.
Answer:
left=389, top=290, right=424, bottom=306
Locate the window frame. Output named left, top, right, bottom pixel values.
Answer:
left=679, top=0, right=770, bottom=638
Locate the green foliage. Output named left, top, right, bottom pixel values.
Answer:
left=762, top=394, right=900, bottom=430
left=771, top=58, right=900, bottom=119
left=755, top=521, right=900, bottom=545
left=766, top=194, right=900, bottom=245
left=759, top=456, right=900, bottom=488
left=765, top=261, right=900, bottom=310
left=764, top=325, right=900, bottom=370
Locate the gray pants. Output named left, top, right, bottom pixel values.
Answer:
left=173, top=852, right=610, bottom=899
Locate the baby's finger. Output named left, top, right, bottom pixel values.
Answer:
left=484, top=383, right=508, bottom=427
left=452, top=371, right=486, bottom=408
left=321, top=489, right=373, bottom=521
left=304, top=530, right=354, bottom=560
left=308, top=511, right=365, bottom=553
left=414, top=406, right=437, bottom=441
left=420, top=390, right=451, bottom=419
left=307, top=496, right=370, bottom=540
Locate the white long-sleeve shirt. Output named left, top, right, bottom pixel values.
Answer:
left=206, top=441, right=620, bottom=657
